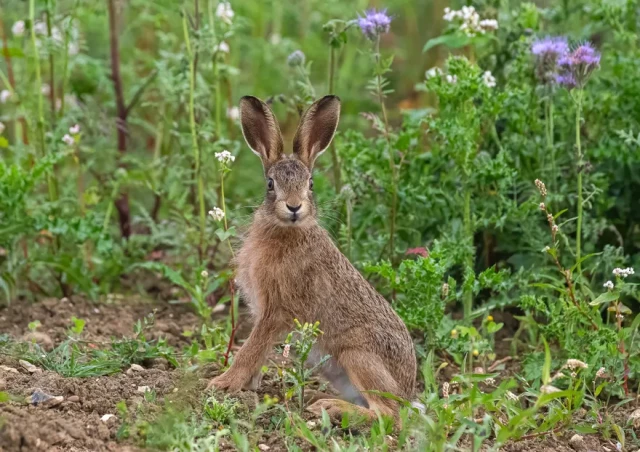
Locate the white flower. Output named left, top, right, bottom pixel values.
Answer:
left=479, top=19, right=499, bottom=31
left=215, top=150, right=235, bottom=165
left=69, top=124, right=80, bottom=135
left=552, top=224, right=559, bottom=233
left=41, top=84, right=51, bottom=95
left=0, top=90, right=12, bottom=103
left=482, top=71, right=496, bottom=88
left=603, top=281, right=614, bottom=290
left=33, top=21, right=48, bottom=35
left=0, top=122, right=5, bottom=134
left=208, top=207, right=225, bottom=221
left=62, top=134, right=75, bottom=146
left=425, top=67, right=442, bottom=79
left=12, top=21, right=26, bottom=36
left=226, top=106, right=240, bottom=121
left=216, top=2, right=235, bottom=25
left=446, top=74, right=457, bottom=84
left=565, top=359, right=588, bottom=370
left=282, top=344, right=291, bottom=358
left=542, top=246, right=550, bottom=253
left=539, top=202, right=546, bottom=211
left=442, top=381, right=450, bottom=399
left=595, top=367, right=607, bottom=379
left=270, top=33, right=281, bottom=45
left=441, top=283, right=450, bottom=297
left=214, top=41, right=230, bottom=53
left=613, top=267, right=635, bottom=278
left=201, top=270, right=209, bottom=278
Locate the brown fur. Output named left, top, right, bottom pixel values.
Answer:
left=208, top=95, right=417, bottom=421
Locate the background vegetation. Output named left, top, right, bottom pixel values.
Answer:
left=1, top=0, right=639, bottom=450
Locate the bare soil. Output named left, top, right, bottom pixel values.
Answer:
left=0, top=298, right=637, bottom=452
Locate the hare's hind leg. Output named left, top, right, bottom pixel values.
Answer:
left=307, top=351, right=399, bottom=423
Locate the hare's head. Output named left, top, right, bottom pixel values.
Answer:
left=239, top=95, right=340, bottom=227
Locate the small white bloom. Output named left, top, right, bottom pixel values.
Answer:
left=479, top=19, right=499, bottom=31
left=33, top=21, right=48, bottom=35
left=12, top=21, right=26, bottom=37
left=595, top=367, right=606, bottom=379
left=603, top=281, right=614, bottom=290
left=539, top=202, right=546, bottom=211
left=0, top=122, right=5, bottom=135
left=69, top=124, right=80, bottom=135
left=270, top=33, right=281, bottom=45
left=0, top=89, right=12, bottom=103
left=542, top=246, right=550, bottom=253
left=613, top=267, right=635, bottom=278
left=215, top=150, right=235, bottom=165
left=565, top=359, right=588, bottom=370
left=446, top=74, right=457, bottom=84
left=482, top=71, right=496, bottom=88
left=282, top=344, right=291, bottom=358
left=201, top=270, right=209, bottom=278
left=506, top=390, right=519, bottom=401
left=208, top=207, right=225, bottom=221
left=226, top=106, right=240, bottom=121
left=425, top=67, right=442, bottom=79
left=62, top=134, right=75, bottom=146
left=216, top=2, right=235, bottom=25
left=442, top=381, right=450, bottom=399
left=552, top=224, right=559, bottom=233
left=441, top=283, right=450, bottom=297
left=214, top=41, right=230, bottom=53
left=41, top=84, right=51, bottom=95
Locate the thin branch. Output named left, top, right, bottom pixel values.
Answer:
left=124, top=69, right=158, bottom=118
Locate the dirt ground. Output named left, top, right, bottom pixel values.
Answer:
left=0, top=298, right=637, bottom=452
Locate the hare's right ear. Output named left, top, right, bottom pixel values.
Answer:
left=239, top=96, right=284, bottom=169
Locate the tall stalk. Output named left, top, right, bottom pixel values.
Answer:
left=30, top=0, right=57, bottom=204
left=574, top=89, right=584, bottom=275
left=374, top=36, right=397, bottom=261
left=462, top=184, right=473, bottom=319
left=183, top=14, right=206, bottom=262
left=544, top=96, right=556, bottom=185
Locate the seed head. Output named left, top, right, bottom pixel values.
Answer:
left=595, top=367, right=607, bottom=379
left=534, top=179, right=547, bottom=197
left=539, top=202, right=546, bottom=211
left=282, top=344, right=291, bottom=358
left=201, top=270, right=209, bottom=278
left=287, top=50, right=306, bottom=67
left=613, top=267, right=634, bottom=278
left=565, top=359, right=588, bottom=370
left=441, top=283, right=450, bottom=297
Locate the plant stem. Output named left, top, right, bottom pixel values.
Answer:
left=374, top=36, right=397, bottom=261
left=219, top=171, right=235, bottom=257
left=45, top=0, right=56, bottom=124
left=222, top=278, right=238, bottom=366
left=183, top=14, right=206, bottom=262
left=30, top=0, right=57, bottom=204
left=328, top=45, right=341, bottom=192
left=574, top=90, right=584, bottom=276
left=615, top=300, right=630, bottom=396
left=463, top=186, right=473, bottom=319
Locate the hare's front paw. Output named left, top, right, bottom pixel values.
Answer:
left=206, top=370, right=251, bottom=393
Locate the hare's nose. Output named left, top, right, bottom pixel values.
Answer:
left=286, top=204, right=301, bottom=213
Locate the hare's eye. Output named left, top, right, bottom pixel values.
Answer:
left=267, top=178, right=274, bottom=191
left=309, top=178, right=314, bottom=190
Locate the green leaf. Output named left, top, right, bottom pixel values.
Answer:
left=542, top=336, right=551, bottom=385
left=423, top=33, right=471, bottom=52
left=486, top=322, right=504, bottom=334
left=0, top=137, right=8, bottom=149
left=571, top=252, right=601, bottom=272
left=0, top=392, right=9, bottom=403
left=215, top=226, right=237, bottom=242
left=589, top=291, right=619, bottom=306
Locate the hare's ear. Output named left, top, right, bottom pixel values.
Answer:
left=293, top=95, right=341, bottom=169
left=239, top=96, right=284, bottom=169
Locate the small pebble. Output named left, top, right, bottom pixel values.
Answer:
left=101, top=414, right=116, bottom=422
left=569, top=434, right=586, bottom=451
left=19, top=359, right=41, bottom=373
left=137, top=385, right=151, bottom=393
left=28, top=389, right=63, bottom=407
left=630, top=408, right=640, bottom=429
left=126, top=364, right=144, bottom=375
left=258, top=445, right=270, bottom=451
left=67, top=395, right=80, bottom=403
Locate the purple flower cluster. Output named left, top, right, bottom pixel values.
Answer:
left=531, top=36, right=600, bottom=89
left=358, top=9, right=392, bottom=40
left=556, top=43, right=601, bottom=89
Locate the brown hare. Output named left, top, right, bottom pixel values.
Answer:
left=208, top=95, right=417, bottom=421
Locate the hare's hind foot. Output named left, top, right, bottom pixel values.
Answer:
left=307, top=398, right=384, bottom=425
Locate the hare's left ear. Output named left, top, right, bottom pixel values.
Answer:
left=292, top=95, right=341, bottom=169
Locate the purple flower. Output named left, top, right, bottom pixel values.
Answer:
left=358, top=8, right=392, bottom=40
left=531, top=36, right=569, bottom=85
left=555, top=73, right=577, bottom=89
left=556, top=42, right=601, bottom=89
left=531, top=36, right=569, bottom=57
